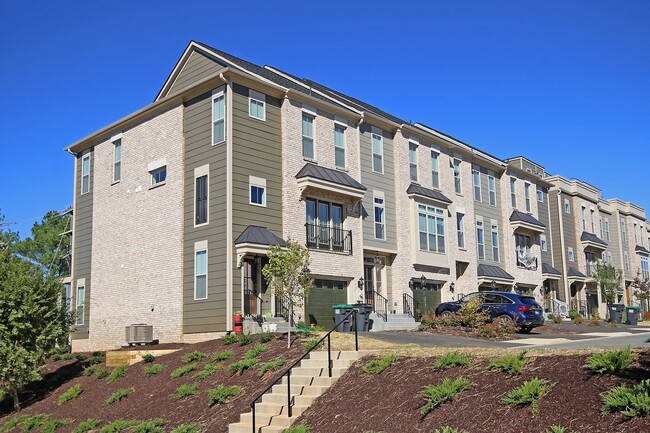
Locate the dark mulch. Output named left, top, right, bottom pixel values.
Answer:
left=419, top=321, right=611, bottom=341
left=0, top=335, right=308, bottom=432
left=297, top=351, right=650, bottom=433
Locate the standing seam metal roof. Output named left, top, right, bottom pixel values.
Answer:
left=541, top=263, right=562, bottom=275
left=509, top=210, right=546, bottom=228
left=234, top=226, right=286, bottom=247
left=406, top=184, right=452, bottom=204
left=477, top=264, right=515, bottom=280
left=295, top=163, right=366, bottom=191
left=580, top=231, right=607, bottom=246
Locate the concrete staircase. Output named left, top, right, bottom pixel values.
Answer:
left=369, top=312, right=420, bottom=332
left=228, top=350, right=371, bottom=433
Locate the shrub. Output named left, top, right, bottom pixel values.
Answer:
left=194, top=363, right=223, bottom=380
left=545, top=427, right=580, bottom=433
left=107, top=365, right=128, bottom=383
left=419, top=377, right=475, bottom=416
left=99, top=420, right=138, bottom=433
left=238, top=334, right=253, bottom=346
left=259, top=332, right=274, bottom=343
left=142, top=353, right=155, bottom=363
left=106, top=388, right=134, bottom=404
left=208, top=385, right=243, bottom=406
left=433, top=428, right=469, bottom=433
left=83, top=366, right=97, bottom=377
left=171, top=384, right=199, bottom=400
left=211, top=349, right=235, bottom=362
left=584, top=348, right=633, bottom=374
left=303, top=338, right=322, bottom=352
left=171, top=363, right=198, bottom=378
left=258, top=359, right=286, bottom=377
left=568, top=310, right=581, bottom=320
left=476, top=321, right=517, bottom=337
left=71, top=419, right=101, bottom=433
left=245, top=344, right=268, bottom=359
left=552, top=315, right=563, bottom=324
left=59, top=353, right=73, bottom=360
left=309, top=325, right=326, bottom=332
left=282, top=425, right=310, bottom=433
left=591, top=311, right=601, bottom=320
left=131, top=419, right=166, bottom=433
left=95, top=368, right=111, bottom=379
left=181, top=351, right=207, bottom=363
left=588, top=319, right=600, bottom=327
left=21, top=414, right=47, bottom=431
left=75, top=354, right=87, bottom=361
left=573, top=316, right=583, bottom=325
left=223, top=334, right=238, bottom=345
left=170, top=424, right=204, bottom=433
left=363, top=355, right=398, bottom=374
left=89, top=355, right=104, bottom=365
left=433, top=351, right=472, bottom=371
left=501, top=378, right=553, bottom=414
left=58, top=383, right=83, bottom=405
left=144, top=364, right=165, bottom=378
left=488, top=351, right=530, bottom=375
left=0, top=415, right=28, bottom=433
left=41, top=419, right=72, bottom=433
left=644, top=311, right=650, bottom=321
left=228, top=358, right=258, bottom=375
left=458, top=297, right=489, bottom=328
left=601, top=378, right=650, bottom=416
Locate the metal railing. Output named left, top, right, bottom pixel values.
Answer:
left=305, top=223, right=353, bottom=255
left=366, top=289, right=388, bottom=322
left=249, top=309, right=359, bottom=433
left=244, top=289, right=263, bottom=317
left=274, top=295, right=293, bottom=326
left=403, top=293, right=420, bottom=321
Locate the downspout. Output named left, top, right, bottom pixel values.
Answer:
left=356, top=112, right=365, bottom=304
left=225, top=74, right=234, bottom=332
left=557, top=192, right=570, bottom=304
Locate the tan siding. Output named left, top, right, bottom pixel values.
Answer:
left=538, top=189, right=553, bottom=265
left=474, top=165, right=503, bottom=266
left=169, top=51, right=225, bottom=96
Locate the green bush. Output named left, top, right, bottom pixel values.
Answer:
left=144, top=364, right=164, bottom=378
left=208, top=385, right=243, bottom=406
left=245, top=344, right=268, bottom=359
left=419, top=377, right=475, bottom=415
left=171, top=384, right=199, bottom=400
left=99, top=420, right=138, bottom=433
left=106, top=388, right=134, bottom=405
left=238, top=334, right=253, bottom=346
left=476, top=321, right=518, bottom=337
left=223, top=334, right=238, bottom=345
left=83, top=366, right=97, bottom=377
left=75, top=354, right=87, bottom=361
left=181, top=351, right=207, bottom=363
left=193, top=363, right=223, bottom=380
left=0, top=415, right=28, bottom=433
left=228, top=358, right=258, bottom=375
left=568, top=310, right=581, bottom=320
left=501, top=378, right=553, bottom=414
left=71, top=419, right=101, bottom=433
left=282, top=425, right=310, bottom=433
left=170, top=424, right=203, bottom=433
left=259, top=332, right=274, bottom=343
left=59, top=353, right=73, bottom=360
left=433, top=351, right=472, bottom=371
left=303, top=338, right=322, bottom=352
left=433, top=428, right=469, bottom=433
left=58, top=383, right=83, bottom=405
left=211, top=349, right=234, bottom=362
left=131, top=419, right=166, bottom=433
left=107, top=365, right=128, bottom=383
left=20, top=414, right=47, bottom=431
left=552, top=315, right=563, bottom=324
left=573, top=316, right=584, bottom=325
left=89, top=355, right=104, bottom=365
left=488, top=351, right=530, bottom=375
left=171, top=363, right=197, bottom=378
left=363, top=355, right=398, bottom=374
left=41, top=419, right=72, bottom=433
left=142, top=353, right=155, bottom=363
left=258, top=359, right=286, bottom=377
left=95, top=368, right=111, bottom=379
left=545, top=426, right=580, bottom=433
left=584, top=348, right=633, bottom=374
left=601, top=378, right=650, bottom=416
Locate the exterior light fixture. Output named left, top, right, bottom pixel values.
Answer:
left=491, top=280, right=497, bottom=290
left=357, top=277, right=364, bottom=289
left=449, top=282, right=455, bottom=293
left=420, top=275, right=427, bottom=289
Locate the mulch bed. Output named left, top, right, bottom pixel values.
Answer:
left=419, top=322, right=607, bottom=341
left=297, top=351, right=650, bottom=433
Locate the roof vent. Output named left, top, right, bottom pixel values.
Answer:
left=125, top=324, right=153, bottom=345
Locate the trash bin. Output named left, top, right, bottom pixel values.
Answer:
left=332, top=304, right=353, bottom=332
left=626, top=306, right=640, bottom=326
left=608, top=304, right=625, bottom=324
left=353, top=302, right=372, bottom=332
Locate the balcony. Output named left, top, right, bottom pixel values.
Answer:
left=305, top=223, right=352, bottom=255
left=586, top=261, right=598, bottom=278
left=516, top=246, right=538, bottom=271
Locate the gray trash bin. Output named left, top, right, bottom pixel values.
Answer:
left=353, top=303, right=372, bottom=332
left=608, top=304, right=624, bottom=324
left=626, top=306, right=640, bottom=326
left=333, top=304, right=353, bottom=332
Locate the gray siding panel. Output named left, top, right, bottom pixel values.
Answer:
left=169, top=51, right=225, bottom=96
left=473, top=165, right=503, bottom=266
left=538, top=190, right=553, bottom=265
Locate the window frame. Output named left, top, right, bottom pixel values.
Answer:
left=537, top=186, right=543, bottom=203
left=472, top=169, right=481, bottom=202
left=248, top=89, right=266, bottom=121
left=453, top=158, right=461, bottom=194
left=418, top=204, right=446, bottom=253
left=249, top=175, right=267, bottom=207
left=75, top=281, right=85, bottom=326
left=540, top=234, right=547, bottom=252
left=302, top=113, right=315, bottom=160
left=371, top=131, right=384, bottom=174
left=564, top=199, right=571, bottom=214
left=374, top=195, right=386, bottom=240
left=456, top=212, right=465, bottom=249
left=409, top=143, right=418, bottom=182
left=510, top=177, right=516, bottom=208
left=81, top=153, right=90, bottom=195
left=150, top=166, right=167, bottom=187
left=488, top=174, right=496, bottom=206
left=195, top=173, right=209, bottom=226
left=642, top=256, right=649, bottom=280
left=194, top=243, right=208, bottom=301
left=491, top=223, right=499, bottom=262
left=476, top=220, right=485, bottom=260
left=112, top=139, right=122, bottom=184
left=624, top=252, right=630, bottom=272
left=524, top=182, right=531, bottom=212
left=568, top=247, right=575, bottom=262
left=212, top=89, right=226, bottom=145
left=431, top=150, right=440, bottom=189
left=334, top=123, right=346, bottom=168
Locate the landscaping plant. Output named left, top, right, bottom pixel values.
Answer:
left=107, top=365, right=128, bottom=383
left=106, top=388, right=134, bottom=404
left=171, top=384, right=199, bottom=400
left=170, top=424, right=204, bottom=433
left=83, top=366, right=97, bottom=377
left=601, top=378, right=650, bottom=416
left=419, top=377, right=475, bottom=416
left=488, top=351, right=530, bottom=375
left=99, top=420, right=138, bottom=433
left=170, top=363, right=197, bottom=378
left=41, top=419, right=72, bottom=433
left=181, top=351, right=207, bottom=363
left=207, top=385, right=243, bottom=406
left=57, top=383, right=82, bottom=405
left=141, top=353, right=155, bottom=363
left=433, top=428, right=469, bottom=433
left=258, top=359, right=286, bottom=377
left=228, top=358, right=259, bottom=375
left=501, top=378, right=553, bottom=414
left=211, top=349, right=234, bottom=362
left=259, top=332, right=274, bottom=343
left=584, top=348, right=633, bottom=374
left=144, top=364, right=164, bottom=378
left=193, top=363, right=223, bottom=380
left=131, top=419, right=166, bottom=433
left=0, top=415, right=28, bottom=433
left=95, top=368, right=110, bottom=379
left=433, top=351, right=472, bottom=371
left=281, top=424, right=310, bottom=433
left=222, top=334, right=238, bottom=345
left=244, top=343, right=268, bottom=359
left=303, top=338, right=322, bottom=352
left=20, top=414, right=47, bottom=431
left=545, top=427, right=580, bottom=433
left=71, top=419, right=101, bottom=433
left=363, top=354, right=398, bottom=374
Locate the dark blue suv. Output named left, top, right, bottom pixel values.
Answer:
left=434, top=291, right=545, bottom=333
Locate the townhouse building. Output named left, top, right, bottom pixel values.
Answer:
left=65, top=41, right=648, bottom=351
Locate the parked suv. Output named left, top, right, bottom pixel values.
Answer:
left=434, top=291, right=545, bottom=333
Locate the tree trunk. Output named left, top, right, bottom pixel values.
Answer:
left=287, top=304, right=292, bottom=349
left=11, top=386, right=20, bottom=411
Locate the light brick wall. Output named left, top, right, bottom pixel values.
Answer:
left=73, top=104, right=185, bottom=351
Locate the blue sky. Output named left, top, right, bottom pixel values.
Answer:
left=1, top=0, right=649, bottom=237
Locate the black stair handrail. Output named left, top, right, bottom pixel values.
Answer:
left=249, top=308, right=359, bottom=433
left=373, top=290, right=388, bottom=322
left=403, top=293, right=420, bottom=322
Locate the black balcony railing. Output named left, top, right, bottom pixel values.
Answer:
left=305, top=223, right=352, bottom=255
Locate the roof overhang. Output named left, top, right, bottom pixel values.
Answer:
left=477, top=276, right=515, bottom=286
left=581, top=240, right=607, bottom=252
left=296, top=177, right=365, bottom=199
left=510, top=221, right=545, bottom=235
left=407, top=192, right=451, bottom=207
left=542, top=273, right=561, bottom=280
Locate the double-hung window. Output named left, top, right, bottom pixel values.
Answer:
left=604, top=219, right=611, bottom=241
left=515, top=233, right=532, bottom=267
left=564, top=199, right=571, bottom=214
left=642, top=256, right=649, bottom=280
left=372, top=132, right=383, bottom=173
left=248, top=89, right=265, bottom=121
left=472, top=169, right=481, bottom=202
left=510, top=177, right=516, bottom=208
left=621, top=220, right=627, bottom=242
left=590, top=209, right=595, bottom=233
left=581, top=207, right=587, bottom=230
left=453, top=159, right=461, bottom=194
left=540, top=235, right=547, bottom=252
left=113, top=139, right=121, bottom=183
left=491, top=224, right=499, bottom=262
left=374, top=196, right=386, bottom=240
left=249, top=176, right=266, bottom=207
left=476, top=220, right=485, bottom=260
left=409, top=143, right=418, bottom=182
left=624, top=252, right=630, bottom=272
left=537, top=186, right=543, bottom=203
left=524, top=183, right=531, bottom=212
left=488, top=174, right=496, bottom=206
left=334, top=124, right=346, bottom=168
left=212, top=90, right=225, bottom=144
left=194, top=243, right=208, bottom=300
left=302, top=114, right=314, bottom=159
left=568, top=247, right=575, bottom=262
left=81, top=153, right=90, bottom=194
left=195, top=174, right=208, bottom=225
left=456, top=213, right=465, bottom=249
left=151, top=166, right=167, bottom=186
left=431, top=151, right=440, bottom=189
left=75, top=281, right=85, bottom=325
left=418, top=204, right=445, bottom=253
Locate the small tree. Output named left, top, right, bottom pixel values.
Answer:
left=632, top=270, right=650, bottom=312
left=262, top=240, right=314, bottom=348
left=591, top=261, right=623, bottom=313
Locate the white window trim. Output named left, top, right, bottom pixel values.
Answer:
left=453, top=158, right=462, bottom=195
left=249, top=175, right=267, bottom=207
left=476, top=219, right=485, bottom=260
left=373, top=191, right=386, bottom=240
left=491, top=223, right=499, bottom=262
left=510, top=177, right=517, bottom=208
left=112, top=139, right=122, bottom=184
left=431, top=149, right=440, bottom=190
left=248, top=89, right=266, bottom=121
left=334, top=123, right=346, bottom=169
left=564, top=199, right=571, bottom=214
left=540, top=235, right=548, bottom=252
left=212, top=88, right=226, bottom=145
left=537, top=186, right=544, bottom=203
left=148, top=159, right=167, bottom=188
left=488, top=174, right=496, bottom=206
left=409, top=142, right=418, bottom=182
left=472, top=169, right=481, bottom=202
left=75, top=278, right=86, bottom=326
left=418, top=203, right=446, bottom=253
left=194, top=240, right=208, bottom=301
left=194, top=165, right=209, bottom=228
left=524, top=182, right=531, bottom=212
left=457, top=212, right=465, bottom=250
left=302, top=112, right=315, bottom=161
left=371, top=128, right=384, bottom=174
left=568, top=247, right=574, bottom=262
left=81, top=153, right=90, bottom=195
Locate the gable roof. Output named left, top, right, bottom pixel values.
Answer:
left=542, top=263, right=562, bottom=275
left=567, top=267, right=587, bottom=279
left=580, top=231, right=607, bottom=246
left=234, top=226, right=285, bottom=247
left=477, top=264, right=514, bottom=280
left=406, top=184, right=452, bottom=204
left=636, top=245, right=650, bottom=255
left=510, top=211, right=546, bottom=228
left=295, top=163, right=366, bottom=192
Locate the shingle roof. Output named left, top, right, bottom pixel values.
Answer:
left=406, top=184, right=452, bottom=204
left=509, top=210, right=546, bottom=228
left=580, top=231, right=607, bottom=246
left=567, top=267, right=587, bottom=278
left=542, top=263, right=562, bottom=275
left=477, top=264, right=514, bottom=280
left=234, top=226, right=286, bottom=247
left=296, top=163, right=366, bottom=191
left=636, top=245, right=650, bottom=255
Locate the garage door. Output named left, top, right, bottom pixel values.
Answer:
left=305, top=279, right=348, bottom=328
left=413, top=288, right=441, bottom=316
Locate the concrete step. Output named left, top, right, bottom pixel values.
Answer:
left=299, top=358, right=352, bottom=369
left=229, top=417, right=300, bottom=433
left=290, top=366, right=345, bottom=377
left=308, top=350, right=374, bottom=361
left=386, top=314, right=418, bottom=322
left=280, top=374, right=337, bottom=387
left=240, top=407, right=306, bottom=426
left=269, top=383, right=325, bottom=396
left=261, top=392, right=318, bottom=407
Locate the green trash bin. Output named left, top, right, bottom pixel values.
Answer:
left=626, top=306, right=640, bottom=326
left=332, top=304, right=354, bottom=332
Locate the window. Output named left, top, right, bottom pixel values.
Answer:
left=634, top=223, right=638, bottom=244
left=581, top=206, right=587, bottom=230
left=537, top=186, right=543, bottom=203
left=151, top=166, right=167, bottom=186
left=476, top=220, right=484, bottom=260
left=334, top=125, right=345, bottom=168
left=212, top=91, right=225, bottom=144
left=409, top=143, right=418, bottom=182
left=302, top=114, right=314, bottom=159
left=431, top=151, right=440, bottom=189
left=540, top=235, right=547, bottom=252
left=372, top=132, right=383, bottom=173
left=456, top=213, right=465, bottom=249
left=510, top=177, right=516, bottom=208
left=195, top=246, right=207, bottom=300
left=568, top=247, right=574, bottom=262
left=488, top=174, right=496, bottom=206
left=621, top=220, right=627, bottom=242
left=249, top=176, right=266, bottom=207
left=524, top=183, right=531, bottom=212
left=642, top=256, right=649, bottom=280
left=472, top=169, right=481, bottom=202
left=306, top=199, right=345, bottom=251
left=491, top=224, right=499, bottom=262
left=599, top=217, right=604, bottom=239
left=564, top=199, right=571, bottom=214
left=195, top=174, right=208, bottom=225
left=418, top=204, right=445, bottom=253
left=590, top=209, right=595, bottom=233
left=515, top=233, right=532, bottom=268
left=374, top=196, right=385, bottom=240
left=113, top=139, right=122, bottom=183
left=248, top=89, right=265, bottom=121
left=75, top=282, right=85, bottom=326
left=81, top=153, right=90, bottom=194
left=453, top=159, right=461, bottom=194
left=624, top=252, right=630, bottom=272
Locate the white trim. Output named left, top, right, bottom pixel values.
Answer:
left=194, top=165, right=209, bottom=227
left=248, top=89, right=266, bottom=121
left=112, top=139, right=122, bottom=184
left=334, top=123, right=346, bottom=169
left=409, top=142, right=418, bottom=182
left=249, top=175, right=267, bottom=207
left=194, top=243, right=208, bottom=301
left=334, top=116, right=347, bottom=127
left=81, top=152, right=91, bottom=195
left=371, top=131, right=384, bottom=174
left=373, top=191, right=386, bottom=240
left=147, top=158, right=167, bottom=172
left=212, top=87, right=226, bottom=145
left=295, top=177, right=365, bottom=199
left=302, top=112, right=315, bottom=160
left=301, top=103, right=317, bottom=116
left=110, top=132, right=123, bottom=142
left=408, top=135, right=420, bottom=145
left=226, top=79, right=234, bottom=330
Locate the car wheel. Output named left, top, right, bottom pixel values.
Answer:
left=440, top=310, right=453, bottom=317
left=519, top=326, right=533, bottom=334
left=495, top=315, right=514, bottom=326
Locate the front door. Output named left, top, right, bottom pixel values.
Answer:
left=243, top=256, right=271, bottom=317
left=364, top=264, right=375, bottom=311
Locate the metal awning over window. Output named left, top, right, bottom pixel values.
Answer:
left=296, top=163, right=366, bottom=199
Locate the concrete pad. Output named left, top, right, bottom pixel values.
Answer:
left=578, top=332, right=632, bottom=338
left=504, top=338, right=573, bottom=345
